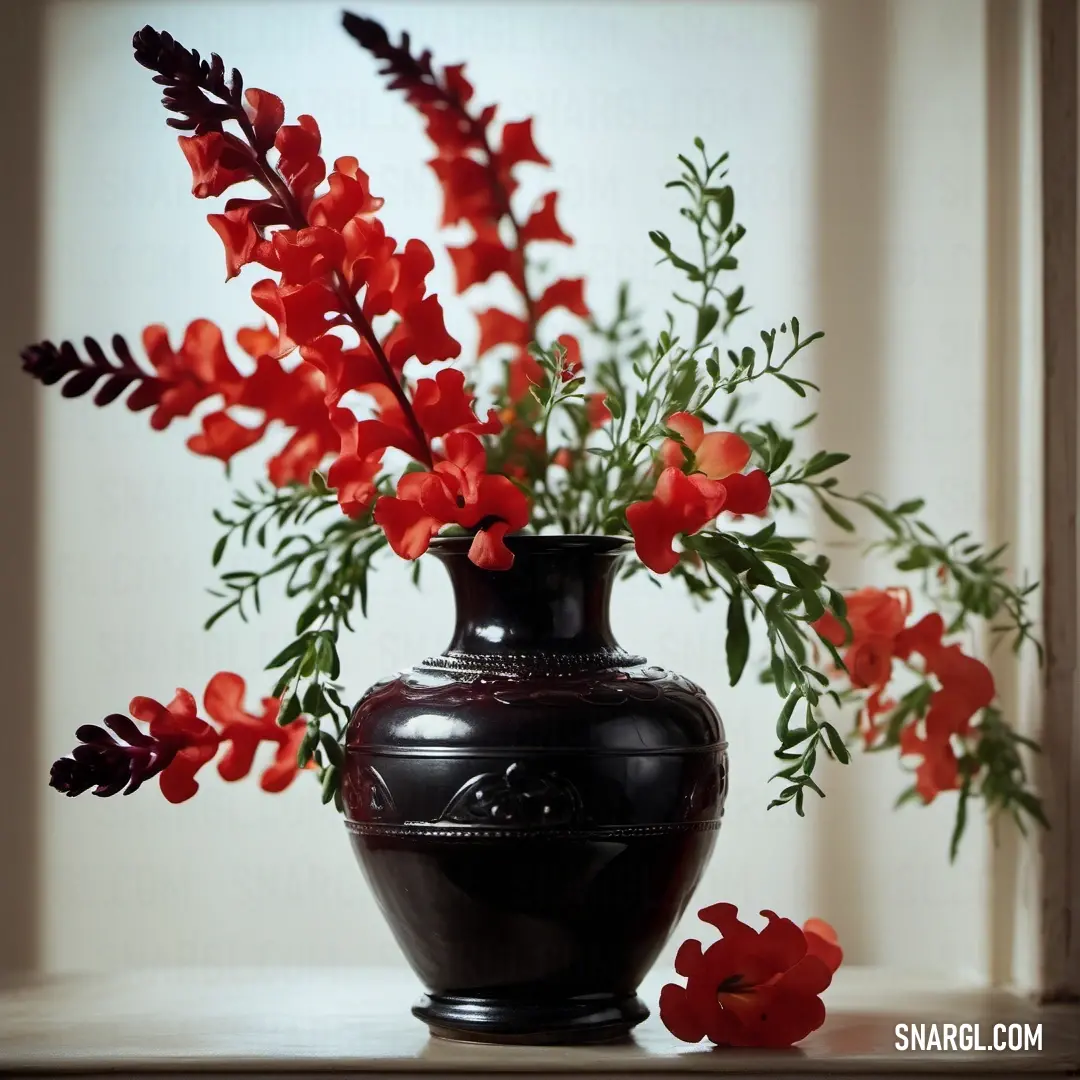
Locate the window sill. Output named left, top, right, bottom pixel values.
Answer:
left=0, top=966, right=1077, bottom=1077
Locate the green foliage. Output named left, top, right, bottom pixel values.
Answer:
left=207, top=472, right=387, bottom=811
left=195, top=138, right=1043, bottom=860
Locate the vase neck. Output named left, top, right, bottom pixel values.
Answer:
left=429, top=537, right=630, bottom=656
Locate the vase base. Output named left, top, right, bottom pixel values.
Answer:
left=413, top=990, right=649, bottom=1045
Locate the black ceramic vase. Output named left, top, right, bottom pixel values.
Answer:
left=342, top=535, right=728, bottom=1044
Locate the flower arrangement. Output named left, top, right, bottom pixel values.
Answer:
left=26, top=11, right=1045, bottom=854
left=24, top=12, right=1044, bottom=1029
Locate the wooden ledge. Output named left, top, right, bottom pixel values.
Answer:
left=0, top=967, right=1077, bottom=1077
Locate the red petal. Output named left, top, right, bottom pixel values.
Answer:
left=178, top=132, right=254, bottom=198
left=498, top=118, right=550, bottom=169
left=243, top=88, right=285, bottom=152
left=520, top=192, right=573, bottom=245
left=412, top=368, right=493, bottom=440
left=476, top=308, right=529, bottom=357
left=665, top=412, right=705, bottom=452
left=442, top=64, right=475, bottom=106
left=186, top=410, right=267, bottom=463
left=429, top=156, right=499, bottom=227
left=535, top=277, right=589, bottom=320
left=236, top=324, right=278, bottom=360
left=586, top=393, right=611, bottom=429
left=447, top=239, right=517, bottom=291
left=468, top=521, right=516, bottom=569
left=373, top=494, right=441, bottom=560
left=275, top=114, right=326, bottom=208
left=270, top=227, right=345, bottom=286
left=803, top=919, right=844, bottom=975
left=250, top=279, right=344, bottom=356
left=309, top=155, right=385, bottom=230
left=401, top=295, right=462, bottom=364
left=719, top=469, right=772, bottom=515
left=659, top=983, right=707, bottom=1044
left=695, top=431, right=752, bottom=480
left=626, top=468, right=725, bottom=575
left=894, top=612, right=946, bottom=662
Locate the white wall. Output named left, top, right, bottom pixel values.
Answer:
left=38, top=0, right=1018, bottom=980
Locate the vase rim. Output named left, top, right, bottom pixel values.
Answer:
left=427, top=533, right=632, bottom=557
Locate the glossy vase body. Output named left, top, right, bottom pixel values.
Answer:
left=342, top=536, right=728, bottom=1044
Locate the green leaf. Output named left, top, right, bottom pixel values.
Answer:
left=318, top=730, right=345, bottom=769
left=725, top=590, right=750, bottom=686
left=320, top=765, right=338, bottom=805
left=822, top=722, right=851, bottom=764
left=278, top=691, right=302, bottom=727
left=949, top=778, right=972, bottom=863
left=814, top=492, right=856, bottom=532
left=801, top=451, right=850, bottom=479
left=695, top=304, right=720, bottom=345
left=265, top=636, right=310, bottom=671
left=775, top=692, right=800, bottom=744
left=212, top=533, right=229, bottom=567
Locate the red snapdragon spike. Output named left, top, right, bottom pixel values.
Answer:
left=343, top=14, right=587, bottom=391
left=660, top=904, right=842, bottom=1048
left=626, top=467, right=728, bottom=575
left=374, top=431, right=530, bottom=567
left=127, top=690, right=221, bottom=804
left=202, top=672, right=311, bottom=793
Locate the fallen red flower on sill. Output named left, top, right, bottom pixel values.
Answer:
left=660, top=903, right=842, bottom=1048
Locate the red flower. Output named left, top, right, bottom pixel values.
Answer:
left=373, top=431, right=530, bottom=568
left=206, top=198, right=286, bottom=280
left=203, top=672, right=311, bottom=793
left=127, top=690, right=220, bottom=804
left=178, top=132, right=255, bottom=198
left=626, top=467, right=728, bottom=574
left=660, top=904, right=842, bottom=1048
left=813, top=586, right=910, bottom=693
left=142, top=320, right=244, bottom=429
left=628, top=424, right=770, bottom=574
left=274, top=114, right=326, bottom=210
left=187, top=410, right=267, bottom=462
left=660, top=412, right=747, bottom=477
left=412, top=367, right=501, bottom=440
left=657, top=413, right=771, bottom=514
